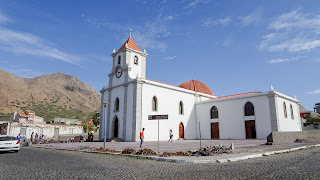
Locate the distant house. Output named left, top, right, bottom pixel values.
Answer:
left=54, top=117, right=81, bottom=125
left=11, top=110, right=44, bottom=124
left=0, top=121, right=9, bottom=135
left=83, top=120, right=94, bottom=125
left=7, top=110, right=83, bottom=139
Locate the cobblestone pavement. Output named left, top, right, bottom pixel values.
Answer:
left=38, top=139, right=267, bottom=153
left=1, top=146, right=319, bottom=180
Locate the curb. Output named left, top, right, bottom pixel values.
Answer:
left=215, top=144, right=320, bottom=163
left=31, top=143, right=320, bottom=163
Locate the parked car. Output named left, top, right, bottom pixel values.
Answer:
left=0, top=135, right=20, bottom=153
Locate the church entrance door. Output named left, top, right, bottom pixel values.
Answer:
left=211, top=122, right=219, bottom=139
left=179, top=122, right=184, bottom=139
left=113, top=117, right=119, bottom=138
left=245, top=120, right=256, bottom=139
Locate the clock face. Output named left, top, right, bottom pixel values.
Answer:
left=116, top=67, right=122, bottom=78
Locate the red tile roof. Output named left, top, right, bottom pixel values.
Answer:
left=26, top=110, right=34, bottom=113
left=18, top=112, right=28, bottom=116
left=212, top=92, right=262, bottom=100
left=146, top=79, right=262, bottom=99
left=118, top=37, right=142, bottom=52
left=179, top=80, right=213, bottom=96
left=83, top=120, right=94, bottom=125
left=146, top=79, right=214, bottom=96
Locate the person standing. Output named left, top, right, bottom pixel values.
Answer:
left=38, top=135, right=42, bottom=145
left=168, top=129, right=173, bottom=143
left=31, top=132, right=34, bottom=143
left=140, top=128, right=145, bottom=148
left=17, top=134, right=21, bottom=142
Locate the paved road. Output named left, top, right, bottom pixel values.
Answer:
left=1, top=147, right=319, bottom=179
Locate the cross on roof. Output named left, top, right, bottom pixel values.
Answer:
left=129, top=28, right=132, bottom=38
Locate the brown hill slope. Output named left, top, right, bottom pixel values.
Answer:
left=0, top=69, right=100, bottom=121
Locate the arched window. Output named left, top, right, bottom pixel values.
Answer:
left=152, top=96, right=157, bottom=111
left=179, top=101, right=184, bottom=115
left=283, top=102, right=287, bottom=118
left=210, top=106, right=218, bottom=119
left=118, top=56, right=121, bottom=65
left=290, top=104, right=294, bottom=119
left=114, top=98, right=119, bottom=111
left=134, top=56, right=138, bottom=65
left=244, top=102, right=254, bottom=116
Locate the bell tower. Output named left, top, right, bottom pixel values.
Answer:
left=108, top=30, right=148, bottom=88
left=100, top=30, right=147, bottom=142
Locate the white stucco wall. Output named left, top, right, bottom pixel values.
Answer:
left=127, top=52, right=144, bottom=79
left=196, top=93, right=272, bottom=140
left=8, top=123, right=83, bottom=140
left=140, top=83, right=198, bottom=141
left=124, top=83, right=134, bottom=141
left=107, top=85, right=125, bottom=139
left=276, top=95, right=301, bottom=132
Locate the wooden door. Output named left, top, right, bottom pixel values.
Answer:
left=179, top=122, right=184, bottom=138
left=113, top=117, right=119, bottom=138
left=245, top=120, right=256, bottom=139
left=54, top=128, right=59, bottom=137
left=211, top=122, right=219, bottom=139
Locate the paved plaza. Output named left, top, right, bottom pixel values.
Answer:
left=1, top=146, right=320, bottom=179
left=38, top=139, right=266, bottom=152
left=36, top=139, right=320, bottom=162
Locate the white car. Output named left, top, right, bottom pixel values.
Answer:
left=0, top=135, right=20, bottom=153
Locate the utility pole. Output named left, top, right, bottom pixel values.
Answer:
left=103, top=102, right=109, bottom=149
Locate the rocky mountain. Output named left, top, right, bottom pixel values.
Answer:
left=0, top=69, right=101, bottom=121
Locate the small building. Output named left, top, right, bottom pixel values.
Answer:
left=8, top=111, right=83, bottom=139
left=0, top=121, right=9, bottom=135
left=11, top=110, right=44, bottom=124
left=54, top=117, right=81, bottom=125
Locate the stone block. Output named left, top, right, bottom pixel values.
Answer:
left=267, top=130, right=320, bottom=145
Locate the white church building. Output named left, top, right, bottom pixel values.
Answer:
left=99, top=35, right=302, bottom=142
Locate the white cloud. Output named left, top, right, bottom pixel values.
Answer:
left=269, top=9, right=320, bottom=32
left=0, top=11, right=11, bottom=24
left=83, top=11, right=173, bottom=52
left=0, top=28, right=82, bottom=65
left=267, top=57, right=299, bottom=64
left=258, top=9, right=320, bottom=53
left=238, top=9, right=262, bottom=26
left=202, top=17, right=231, bottom=27
left=163, top=56, right=176, bottom=60
left=306, top=89, right=320, bottom=95
left=184, top=0, right=211, bottom=9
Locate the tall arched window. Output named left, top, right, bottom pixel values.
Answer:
left=245, top=102, right=254, bottom=116
left=179, top=101, right=184, bottom=115
left=152, top=96, right=157, bottom=111
left=210, top=106, right=218, bottom=119
left=118, top=56, right=121, bottom=65
left=114, top=98, right=119, bottom=111
left=290, top=104, right=294, bottom=119
left=283, top=102, right=287, bottom=118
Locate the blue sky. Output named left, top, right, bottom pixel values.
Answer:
left=0, top=0, right=319, bottom=110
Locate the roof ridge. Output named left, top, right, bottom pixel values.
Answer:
left=117, top=37, right=142, bottom=52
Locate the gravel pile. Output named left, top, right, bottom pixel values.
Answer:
left=136, top=148, right=157, bottom=156
left=190, top=145, right=232, bottom=156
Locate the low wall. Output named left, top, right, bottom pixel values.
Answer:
left=59, top=133, right=99, bottom=141
left=267, top=130, right=320, bottom=145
